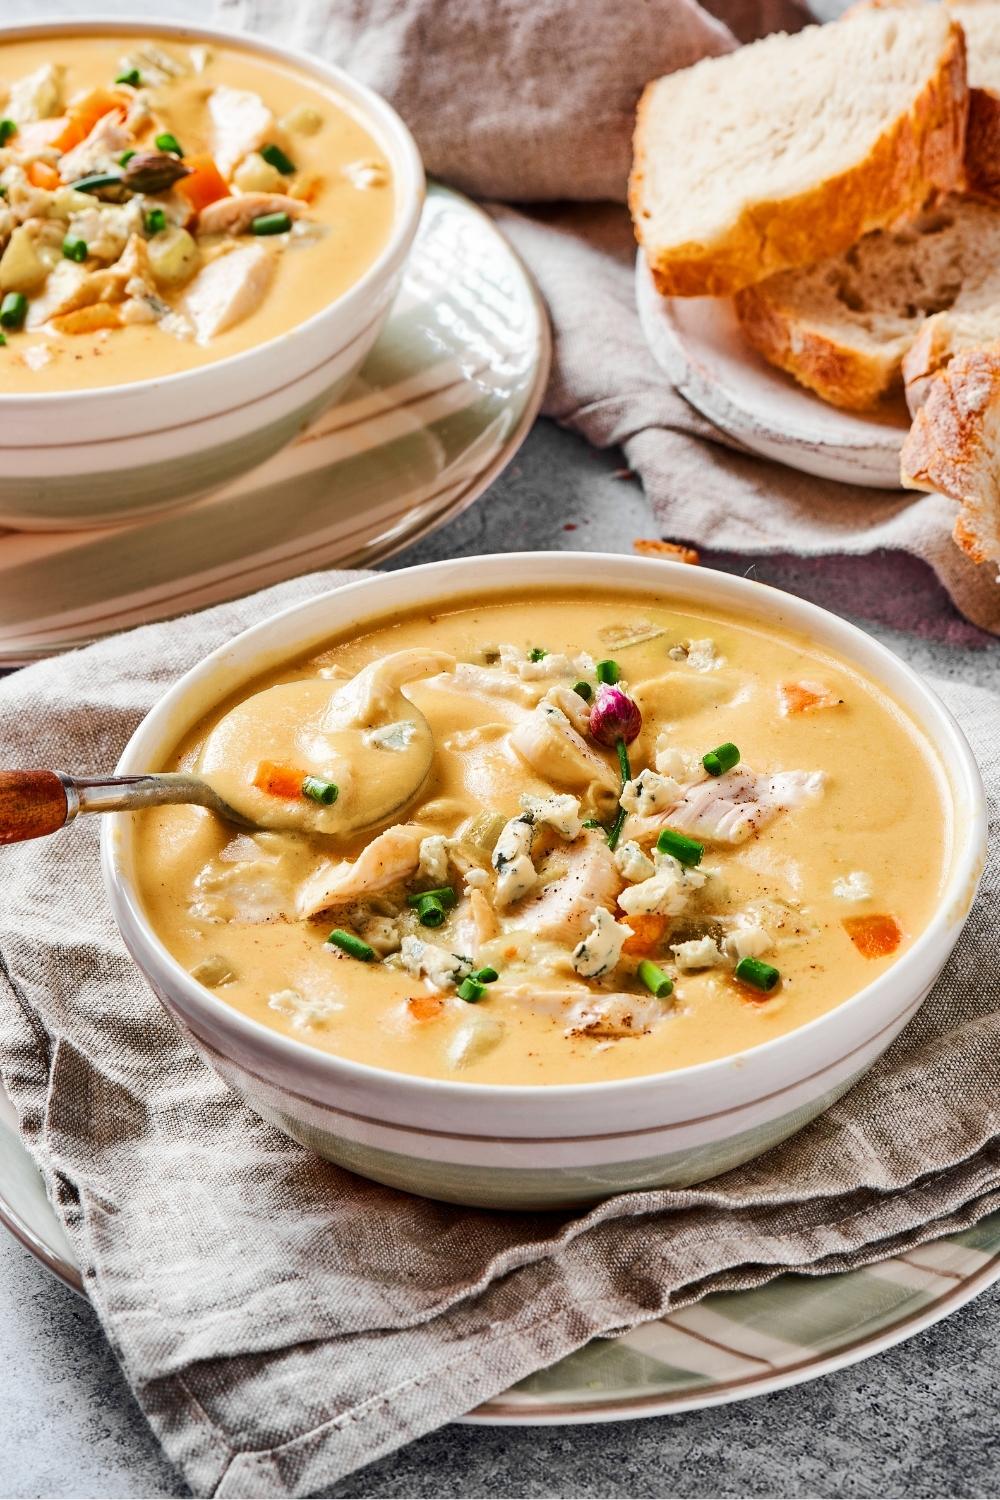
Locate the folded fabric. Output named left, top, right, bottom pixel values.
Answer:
left=208, top=0, right=1000, bottom=633
left=0, top=566, right=997, bottom=1496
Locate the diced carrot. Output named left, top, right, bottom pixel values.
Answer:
left=49, top=90, right=128, bottom=152
left=407, top=994, right=445, bottom=1021
left=252, top=761, right=306, bottom=800
left=27, top=159, right=61, bottom=191
left=843, top=914, right=903, bottom=959
left=779, top=680, right=845, bottom=715
left=176, top=153, right=229, bottom=213
left=621, top=913, right=668, bottom=955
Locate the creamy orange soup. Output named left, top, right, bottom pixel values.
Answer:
left=0, top=33, right=395, bottom=391
left=134, top=592, right=950, bottom=1085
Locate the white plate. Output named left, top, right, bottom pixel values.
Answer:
left=3, top=1076, right=999, bottom=1426
left=0, top=184, right=549, bottom=665
left=635, top=254, right=908, bottom=489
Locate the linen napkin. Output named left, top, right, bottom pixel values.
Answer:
left=1, top=566, right=998, bottom=1497
left=206, top=0, right=1000, bottom=636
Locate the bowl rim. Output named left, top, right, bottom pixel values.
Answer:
left=0, top=14, right=425, bottom=407
left=103, top=552, right=988, bottom=1102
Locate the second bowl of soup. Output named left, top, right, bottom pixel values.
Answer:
left=104, top=554, right=986, bottom=1208
left=0, top=21, right=423, bottom=527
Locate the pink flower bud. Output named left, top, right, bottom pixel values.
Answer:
left=589, top=684, right=642, bottom=747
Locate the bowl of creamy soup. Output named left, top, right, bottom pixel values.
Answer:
left=104, top=554, right=986, bottom=1209
left=0, top=20, right=422, bottom=528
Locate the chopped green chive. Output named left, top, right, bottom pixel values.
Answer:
left=62, top=235, right=88, bottom=263
left=0, top=292, right=27, bottom=330
left=656, top=827, right=704, bottom=867
left=735, top=956, right=781, bottom=992
left=327, top=928, right=375, bottom=961
left=703, top=741, right=740, bottom=777
left=596, top=659, right=620, bottom=685
left=144, top=206, right=167, bottom=235
left=251, top=210, right=292, bottom=235
left=119, top=148, right=136, bottom=166
left=261, top=141, right=296, bottom=175
left=457, top=976, right=486, bottom=1003
left=637, top=959, right=673, bottom=999
left=115, top=67, right=142, bottom=86
left=529, top=647, right=547, bottom=662
left=0, top=119, right=18, bottom=146
left=0, top=185, right=6, bottom=198
left=606, top=737, right=631, bottom=853
left=582, top=818, right=605, bottom=830
left=71, top=171, right=123, bottom=194
left=0, top=332, right=7, bottom=347
left=301, top=775, right=339, bottom=805
left=413, top=895, right=446, bottom=927
left=474, top=966, right=499, bottom=984
left=573, top=680, right=593, bottom=702
left=155, top=131, right=183, bottom=156
left=406, top=886, right=457, bottom=909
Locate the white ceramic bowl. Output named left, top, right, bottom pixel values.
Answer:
left=0, top=17, right=424, bottom=531
left=103, top=554, right=987, bottom=1210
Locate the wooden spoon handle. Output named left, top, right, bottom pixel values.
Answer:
left=0, top=770, right=70, bottom=845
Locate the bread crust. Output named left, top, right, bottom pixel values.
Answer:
left=964, top=83, right=1000, bottom=194
left=900, top=345, right=1000, bottom=563
left=733, top=282, right=901, bottom=410
left=630, top=21, right=968, bottom=298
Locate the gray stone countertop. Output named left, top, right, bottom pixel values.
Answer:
left=3, top=419, right=999, bottom=1498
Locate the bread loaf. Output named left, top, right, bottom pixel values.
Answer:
left=950, top=1, right=1000, bottom=194
left=630, top=6, right=967, bottom=298
left=900, top=344, right=1000, bottom=563
left=734, top=197, right=1000, bottom=411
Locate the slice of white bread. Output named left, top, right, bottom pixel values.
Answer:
left=901, top=344, right=1000, bottom=564
left=950, top=1, right=1000, bottom=194
left=733, top=196, right=1000, bottom=411
left=630, top=5, right=967, bottom=298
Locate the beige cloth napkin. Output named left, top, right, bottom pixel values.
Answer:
left=0, top=567, right=998, bottom=1496
left=207, top=0, right=1000, bottom=635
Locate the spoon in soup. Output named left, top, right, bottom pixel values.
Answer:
left=0, top=649, right=455, bottom=845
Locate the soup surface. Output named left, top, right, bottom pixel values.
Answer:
left=0, top=32, right=395, bottom=391
left=135, top=591, right=950, bottom=1085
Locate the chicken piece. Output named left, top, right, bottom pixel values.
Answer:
left=190, top=831, right=320, bottom=925
left=513, top=831, right=623, bottom=945
left=666, top=767, right=825, bottom=845
left=509, top=702, right=618, bottom=805
left=470, top=888, right=499, bottom=948
left=58, top=110, right=130, bottom=183
left=208, top=85, right=275, bottom=177
left=25, top=260, right=90, bottom=327
left=7, top=64, right=63, bottom=124
left=183, top=244, right=275, bottom=341
left=26, top=233, right=153, bottom=331
left=450, top=889, right=500, bottom=962
left=297, top=823, right=430, bottom=918
left=48, top=301, right=123, bottom=334
left=496, top=984, right=665, bottom=1038
left=419, top=662, right=538, bottom=725
left=197, top=192, right=305, bottom=237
